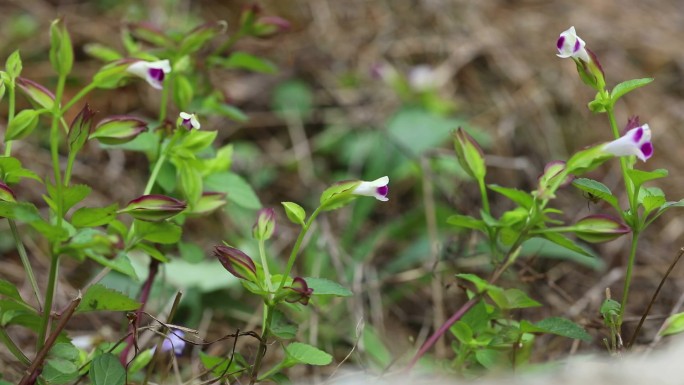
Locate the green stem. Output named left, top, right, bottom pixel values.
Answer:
left=258, top=360, right=286, bottom=382
left=277, top=207, right=323, bottom=291
left=618, top=231, right=640, bottom=327
left=258, top=239, right=274, bottom=294
left=37, top=254, right=60, bottom=349
left=64, top=152, right=76, bottom=186
left=4, top=80, right=16, bottom=156
left=61, top=83, right=95, bottom=115
left=607, top=108, right=636, bottom=216
left=9, top=220, right=41, bottom=308
left=477, top=178, right=490, bottom=215
left=0, top=327, right=30, bottom=365
left=50, top=74, right=67, bottom=224
left=158, top=82, right=169, bottom=124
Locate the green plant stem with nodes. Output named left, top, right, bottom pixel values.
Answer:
left=605, top=106, right=642, bottom=330
left=37, top=72, right=68, bottom=350
left=61, top=83, right=95, bottom=114
left=3, top=79, right=42, bottom=308
left=249, top=206, right=323, bottom=384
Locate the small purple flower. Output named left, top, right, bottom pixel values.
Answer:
left=603, top=124, right=653, bottom=162
left=179, top=112, right=200, bottom=130
left=352, top=176, right=389, bottom=202
left=126, top=60, right=171, bottom=90
left=556, top=26, right=590, bottom=62
left=160, top=329, right=185, bottom=356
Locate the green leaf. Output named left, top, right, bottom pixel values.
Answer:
left=450, top=321, right=473, bottom=344
left=520, top=317, right=591, bottom=342
left=77, top=284, right=141, bottom=313
left=272, top=80, right=313, bottom=120
left=271, top=310, right=298, bottom=340
left=456, top=273, right=491, bottom=293
left=282, top=201, right=306, bottom=226
left=0, top=279, right=23, bottom=302
left=177, top=160, right=203, bottom=206
left=488, top=185, right=534, bottom=209
left=571, top=178, right=620, bottom=211
left=172, top=74, right=194, bottom=111
left=388, top=107, right=464, bottom=157
left=126, top=348, right=154, bottom=374
left=283, top=342, right=332, bottom=367
left=362, top=325, right=392, bottom=367
left=0, top=156, right=42, bottom=184
left=204, top=172, right=261, bottom=209
left=447, top=214, right=487, bottom=233
left=487, top=288, right=541, bottom=310
left=5, top=109, right=40, bottom=141
left=134, top=220, right=182, bottom=244
left=213, top=51, right=277, bottom=74
left=133, top=242, right=170, bottom=263
left=83, top=43, right=122, bottom=62
left=304, top=277, right=352, bottom=297
left=660, top=312, right=684, bottom=336
left=71, top=204, right=118, bottom=228
left=5, top=50, right=22, bottom=79
left=179, top=241, right=204, bottom=263
left=199, top=351, right=242, bottom=378
left=89, top=353, right=126, bottom=385
left=627, top=168, right=668, bottom=191
left=61, top=184, right=92, bottom=214
left=610, top=78, right=654, bottom=105
left=87, top=252, right=138, bottom=279
left=538, top=232, right=596, bottom=259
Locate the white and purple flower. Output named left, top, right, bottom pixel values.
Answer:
left=603, top=124, right=653, bottom=162
left=179, top=112, right=200, bottom=130
left=126, top=59, right=171, bottom=90
left=352, top=176, right=389, bottom=202
left=556, top=26, right=590, bottom=62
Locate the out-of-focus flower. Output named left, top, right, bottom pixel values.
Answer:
left=179, top=112, right=200, bottom=130
left=160, top=329, right=186, bottom=356
left=253, top=208, right=276, bottom=241
left=214, top=245, right=258, bottom=282
left=282, top=277, right=314, bottom=306
left=126, top=60, right=171, bottom=90
left=603, top=124, right=653, bottom=162
left=408, top=65, right=438, bottom=91
left=252, top=16, right=291, bottom=38
left=120, top=194, right=186, bottom=222
left=352, top=176, right=389, bottom=202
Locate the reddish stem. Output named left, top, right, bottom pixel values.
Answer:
left=119, top=259, right=160, bottom=365
left=405, top=294, right=481, bottom=371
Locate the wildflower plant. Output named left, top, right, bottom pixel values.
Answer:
left=406, top=25, right=684, bottom=371
left=0, top=6, right=346, bottom=383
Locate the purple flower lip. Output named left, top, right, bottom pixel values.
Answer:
left=603, top=124, right=653, bottom=162
left=148, top=67, right=165, bottom=82
left=352, top=176, right=390, bottom=202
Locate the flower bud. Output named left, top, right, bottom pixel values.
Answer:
left=120, top=194, right=186, bottom=222
left=214, top=245, right=258, bottom=282
left=573, top=214, right=630, bottom=243
left=49, top=18, right=74, bottom=76
left=536, top=160, right=573, bottom=199
left=252, top=208, right=276, bottom=241
left=68, top=103, right=96, bottom=154
left=16, top=77, right=55, bottom=110
left=453, top=127, right=486, bottom=181
left=90, top=116, right=147, bottom=145
left=278, top=277, right=313, bottom=306
left=0, top=181, right=16, bottom=203
left=252, top=16, right=291, bottom=38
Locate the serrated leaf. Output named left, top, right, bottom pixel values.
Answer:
left=87, top=252, right=138, bottom=279
left=572, top=178, right=619, bottom=210
left=610, top=78, right=654, bottom=105
left=89, top=353, right=126, bottom=385
left=487, top=288, right=541, bottom=310
left=282, top=201, right=305, bottom=226
left=520, top=317, right=591, bottom=342
left=271, top=310, right=298, bottom=340
left=134, top=220, right=182, bottom=244
left=304, top=277, right=352, bottom=297
left=626, top=168, right=668, bottom=191
left=71, top=204, right=118, bottom=228
left=77, top=284, right=141, bottom=313
left=447, top=214, right=487, bottom=233
left=59, top=184, right=92, bottom=215
left=283, top=342, right=332, bottom=367
left=133, top=242, right=170, bottom=263
left=204, top=172, right=261, bottom=209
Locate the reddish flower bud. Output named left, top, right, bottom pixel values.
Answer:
left=120, top=194, right=186, bottom=222
left=90, top=115, right=147, bottom=145
left=16, top=77, right=55, bottom=110
left=68, top=103, right=96, bottom=154
left=281, top=277, right=314, bottom=306
left=0, top=181, right=16, bottom=203
left=214, top=245, right=258, bottom=282
left=573, top=214, right=630, bottom=243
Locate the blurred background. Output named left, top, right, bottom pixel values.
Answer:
left=2, top=0, right=684, bottom=380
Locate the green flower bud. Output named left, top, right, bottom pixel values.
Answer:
left=120, top=194, right=186, bottom=222
left=214, top=245, right=258, bottom=283
left=252, top=208, right=276, bottom=241
left=0, top=181, right=16, bottom=203
left=16, top=77, right=55, bottom=110
left=90, top=116, right=147, bottom=145
left=453, top=127, right=486, bottom=181
left=573, top=214, right=630, bottom=243
left=68, top=103, right=96, bottom=154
